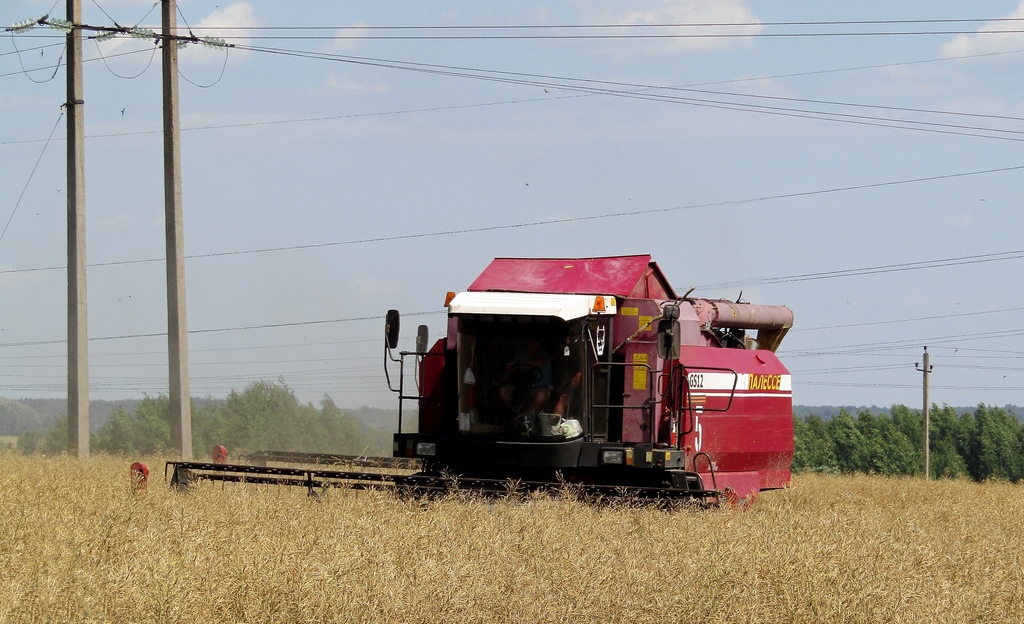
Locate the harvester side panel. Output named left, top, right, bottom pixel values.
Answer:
left=678, top=345, right=793, bottom=491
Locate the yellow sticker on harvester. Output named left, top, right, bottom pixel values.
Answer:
left=632, top=353, right=648, bottom=390
left=621, top=306, right=639, bottom=316
left=639, top=316, right=653, bottom=330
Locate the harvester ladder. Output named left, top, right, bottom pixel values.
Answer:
left=590, top=359, right=657, bottom=442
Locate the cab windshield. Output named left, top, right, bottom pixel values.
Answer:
left=456, top=316, right=586, bottom=440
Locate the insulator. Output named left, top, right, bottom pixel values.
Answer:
left=11, top=19, right=37, bottom=33
left=47, top=18, right=73, bottom=33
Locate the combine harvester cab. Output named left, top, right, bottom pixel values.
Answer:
left=388, top=255, right=794, bottom=502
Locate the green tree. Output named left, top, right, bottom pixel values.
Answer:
left=216, top=380, right=303, bottom=452
left=10, top=381, right=384, bottom=458
left=316, top=395, right=371, bottom=454
left=16, top=430, right=42, bottom=454
left=192, top=380, right=374, bottom=456
left=890, top=404, right=922, bottom=450
left=973, top=404, right=1023, bottom=481
left=94, top=396, right=172, bottom=455
left=792, top=414, right=837, bottom=472
left=929, top=405, right=969, bottom=479
left=828, top=410, right=869, bottom=473
left=16, top=422, right=71, bottom=455
left=855, top=410, right=918, bottom=476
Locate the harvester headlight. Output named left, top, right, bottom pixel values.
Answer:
left=415, top=442, right=437, bottom=457
left=601, top=450, right=624, bottom=465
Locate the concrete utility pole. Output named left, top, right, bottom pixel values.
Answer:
left=67, top=0, right=89, bottom=457
left=916, top=346, right=933, bottom=480
left=162, top=0, right=192, bottom=457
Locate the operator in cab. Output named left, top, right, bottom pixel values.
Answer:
left=499, top=338, right=553, bottom=422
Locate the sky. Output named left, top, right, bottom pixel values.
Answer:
left=2, top=1, right=1024, bottom=413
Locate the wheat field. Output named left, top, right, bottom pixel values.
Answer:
left=0, top=453, right=1022, bottom=623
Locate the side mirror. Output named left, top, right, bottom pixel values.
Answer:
left=658, top=319, right=680, bottom=360
left=385, top=309, right=400, bottom=349
left=416, top=325, right=429, bottom=353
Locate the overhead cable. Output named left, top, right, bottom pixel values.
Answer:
left=0, top=109, right=64, bottom=246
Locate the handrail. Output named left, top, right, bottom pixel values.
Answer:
left=692, top=451, right=717, bottom=491
left=386, top=348, right=444, bottom=434
left=591, top=360, right=658, bottom=441
left=679, top=365, right=739, bottom=413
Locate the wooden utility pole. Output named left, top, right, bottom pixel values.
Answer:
left=162, top=0, right=192, bottom=457
left=67, top=0, right=89, bottom=457
left=916, top=347, right=932, bottom=480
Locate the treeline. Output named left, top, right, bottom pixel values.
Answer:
left=0, top=398, right=143, bottom=436
left=15, top=381, right=393, bottom=459
left=795, top=404, right=1024, bottom=482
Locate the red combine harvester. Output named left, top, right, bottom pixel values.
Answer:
left=167, top=255, right=793, bottom=504
left=387, top=255, right=793, bottom=502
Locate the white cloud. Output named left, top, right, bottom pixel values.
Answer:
left=324, top=26, right=372, bottom=54
left=571, top=0, right=763, bottom=56
left=180, top=2, right=261, bottom=64
left=192, top=2, right=260, bottom=35
left=945, top=213, right=975, bottom=228
left=941, top=1, right=1024, bottom=58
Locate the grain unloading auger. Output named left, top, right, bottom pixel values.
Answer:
left=167, top=255, right=794, bottom=506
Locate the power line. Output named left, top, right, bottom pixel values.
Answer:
left=0, top=108, right=64, bottom=246
left=137, top=18, right=1024, bottom=40
left=796, top=363, right=909, bottom=375
left=763, top=248, right=1024, bottom=283
left=13, top=17, right=1024, bottom=38
left=88, top=0, right=119, bottom=27
left=0, top=45, right=168, bottom=80
left=200, top=42, right=1024, bottom=143
left=932, top=347, right=1024, bottom=356
left=801, top=306, right=1024, bottom=331
left=0, top=95, right=571, bottom=142
left=213, top=30, right=1024, bottom=41
left=6, top=31, right=65, bottom=83
left=91, top=36, right=158, bottom=79
left=699, top=241, right=1024, bottom=289
left=6, top=42, right=1024, bottom=147
left=796, top=362, right=1024, bottom=375
left=2, top=162, right=1023, bottom=280
left=147, top=18, right=1024, bottom=30
left=786, top=328, right=1024, bottom=358
left=0, top=309, right=443, bottom=349
left=11, top=32, right=1023, bottom=140
left=801, top=380, right=1024, bottom=391
left=0, top=42, right=64, bottom=57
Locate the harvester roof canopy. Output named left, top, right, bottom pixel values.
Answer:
left=448, top=291, right=617, bottom=320
left=468, top=255, right=676, bottom=299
